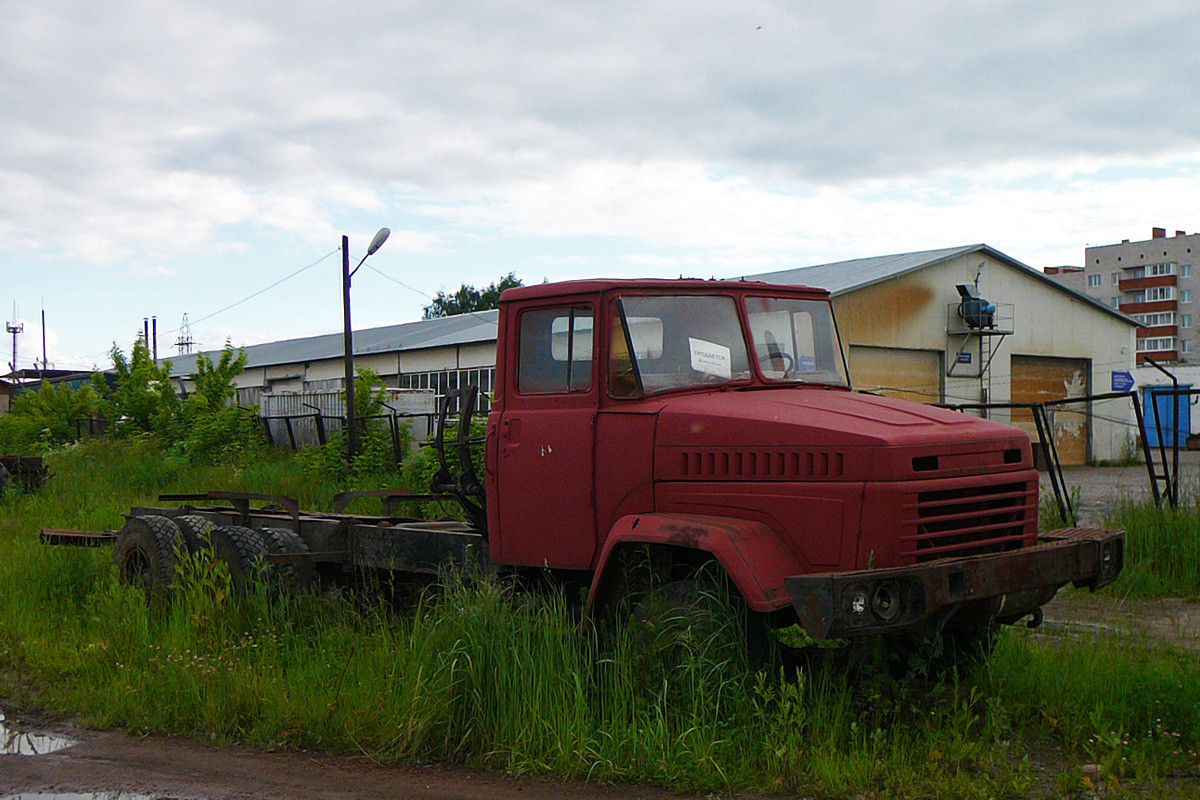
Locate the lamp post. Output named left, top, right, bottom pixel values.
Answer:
left=342, top=227, right=391, bottom=459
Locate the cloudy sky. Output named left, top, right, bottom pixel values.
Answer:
left=3, top=1, right=1199, bottom=372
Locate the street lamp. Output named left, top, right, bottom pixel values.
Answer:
left=342, top=227, right=391, bottom=459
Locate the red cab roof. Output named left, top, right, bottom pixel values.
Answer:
left=499, top=277, right=831, bottom=303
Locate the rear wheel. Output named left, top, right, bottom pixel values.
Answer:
left=172, top=514, right=213, bottom=553
left=113, top=515, right=183, bottom=601
left=206, top=525, right=268, bottom=593
left=259, top=527, right=315, bottom=592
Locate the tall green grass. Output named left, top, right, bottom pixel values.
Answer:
left=1106, top=501, right=1200, bottom=597
left=1, top=439, right=1199, bottom=796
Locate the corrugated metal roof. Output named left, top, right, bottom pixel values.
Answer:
left=743, top=245, right=979, bottom=294
left=744, top=243, right=1136, bottom=325
left=168, top=309, right=499, bottom=376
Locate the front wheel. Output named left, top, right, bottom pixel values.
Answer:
left=633, top=574, right=770, bottom=667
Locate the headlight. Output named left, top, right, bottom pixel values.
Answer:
left=845, top=587, right=868, bottom=616
left=870, top=580, right=902, bottom=623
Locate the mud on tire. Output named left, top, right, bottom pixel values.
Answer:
left=113, top=515, right=185, bottom=601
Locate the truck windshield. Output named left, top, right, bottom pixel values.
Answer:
left=609, top=295, right=751, bottom=397
left=745, top=296, right=849, bottom=387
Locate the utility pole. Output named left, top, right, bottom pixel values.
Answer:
left=341, top=227, right=391, bottom=459
left=342, top=236, right=355, bottom=457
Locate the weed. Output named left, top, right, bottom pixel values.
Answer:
left=1039, top=485, right=1082, bottom=530
left=1, top=439, right=1199, bottom=797
left=1106, top=500, right=1200, bottom=597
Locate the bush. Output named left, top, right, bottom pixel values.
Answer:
left=398, top=414, right=486, bottom=519
left=173, top=405, right=266, bottom=466
left=293, top=367, right=414, bottom=489
left=0, top=381, right=100, bottom=452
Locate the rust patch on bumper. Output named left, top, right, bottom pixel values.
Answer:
left=785, top=527, right=1123, bottom=639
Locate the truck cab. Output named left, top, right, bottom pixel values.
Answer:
left=486, top=278, right=1122, bottom=639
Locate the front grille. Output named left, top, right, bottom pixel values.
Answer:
left=901, top=481, right=1031, bottom=562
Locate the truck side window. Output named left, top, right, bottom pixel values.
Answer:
left=517, top=307, right=594, bottom=394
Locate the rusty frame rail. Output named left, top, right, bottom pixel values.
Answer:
left=332, top=488, right=439, bottom=515
left=40, top=528, right=117, bottom=547
left=157, top=491, right=301, bottom=529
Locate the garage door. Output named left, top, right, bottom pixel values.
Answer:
left=1010, top=355, right=1089, bottom=466
left=849, top=346, right=942, bottom=404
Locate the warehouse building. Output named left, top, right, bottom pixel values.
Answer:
left=746, top=244, right=1138, bottom=464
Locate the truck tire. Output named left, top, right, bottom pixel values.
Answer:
left=634, top=575, right=770, bottom=668
left=113, top=515, right=183, bottom=601
left=259, top=527, right=316, bottom=592
left=172, top=514, right=213, bottom=554
left=206, top=525, right=268, bottom=594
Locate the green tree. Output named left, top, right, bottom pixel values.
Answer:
left=348, top=365, right=389, bottom=421
left=173, top=344, right=263, bottom=464
left=422, top=273, right=522, bottom=318
left=95, top=338, right=180, bottom=436
left=187, top=344, right=249, bottom=413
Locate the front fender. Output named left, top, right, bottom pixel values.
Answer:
left=586, top=513, right=803, bottom=613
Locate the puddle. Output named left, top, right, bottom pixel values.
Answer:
left=1, top=795, right=158, bottom=800
left=0, top=713, right=76, bottom=756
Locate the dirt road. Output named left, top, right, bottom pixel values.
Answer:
left=0, top=716, right=697, bottom=800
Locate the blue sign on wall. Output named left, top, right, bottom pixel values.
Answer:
left=1111, top=371, right=1135, bottom=392
left=956, top=352, right=972, bottom=364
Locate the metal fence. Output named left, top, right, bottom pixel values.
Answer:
left=940, top=387, right=1193, bottom=524
left=258, top=389, right=438, bottom=453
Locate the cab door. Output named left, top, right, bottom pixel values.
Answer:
left=495, top=304, right=597, bottom=569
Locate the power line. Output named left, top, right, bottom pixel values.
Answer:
left=365, top=264, right=434, bottom=303
left=365, top=264, right=500, bottom=328
left=175, top=248, right=340, bottom=333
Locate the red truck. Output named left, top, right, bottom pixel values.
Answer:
left=48, top=278, right=1123, bottom=651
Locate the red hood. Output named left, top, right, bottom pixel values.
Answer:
left=655, top=388, right=1020, bottom=450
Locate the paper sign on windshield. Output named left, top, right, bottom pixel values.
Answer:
left=689, top=338, right=731, bottom=378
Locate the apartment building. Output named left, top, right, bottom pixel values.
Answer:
left=1066, top=227, right=1200, bottom=364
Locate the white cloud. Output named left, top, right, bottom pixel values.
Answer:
left=2, top=1, right=1200, bottom=362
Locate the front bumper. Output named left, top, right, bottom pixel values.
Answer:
left=784, top=527, right=1124, bottom=639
